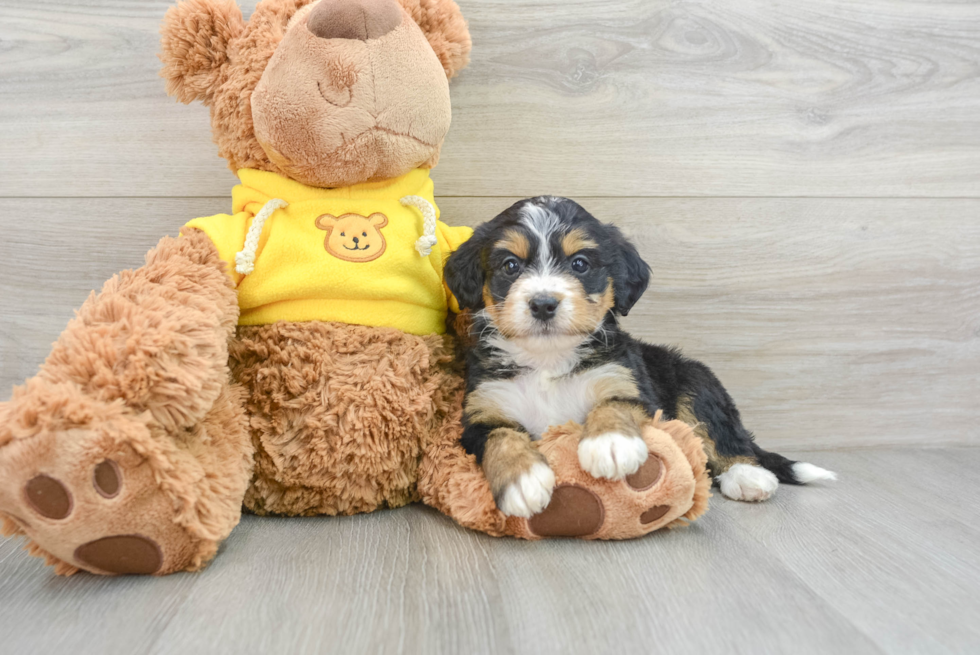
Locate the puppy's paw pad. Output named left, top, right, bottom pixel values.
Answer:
left=496, top=462, right=556, bottom=518
left=717, top=463, right=779, bottom=502
left=578, top=433, right=648, bottom=480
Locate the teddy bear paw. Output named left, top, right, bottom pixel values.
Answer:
left=0, top=408, right=200, bottom=575
left=496, top=462, right=556, bottom=518
left=577, top=433, right=649, bottom=480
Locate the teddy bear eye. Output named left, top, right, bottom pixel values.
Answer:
left=362, top=232, right=367, bottom=237
left=340, top=232, right=345, bottom=237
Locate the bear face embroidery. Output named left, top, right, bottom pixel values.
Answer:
left=315, top=212, right=388, bottom=262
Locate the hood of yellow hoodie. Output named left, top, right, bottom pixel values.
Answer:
left=232, top=167, right=438, bottom=216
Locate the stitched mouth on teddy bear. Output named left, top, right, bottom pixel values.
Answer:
left=339, top=231, right=372, bottom=251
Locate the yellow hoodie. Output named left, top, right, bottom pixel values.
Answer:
left=184, top=168, right=472, bottom=336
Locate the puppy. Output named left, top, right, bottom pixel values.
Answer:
left=444, top=197, right=835, bottom=518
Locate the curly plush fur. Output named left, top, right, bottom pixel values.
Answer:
left=0, top=231, right=252, bottom=575
left=231, top=323, right=457, bottom=517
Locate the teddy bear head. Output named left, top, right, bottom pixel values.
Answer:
left=160, top=0, right=471, bottom=188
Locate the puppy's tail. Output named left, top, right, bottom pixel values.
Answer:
left=750, top=443, right=837, bottom=485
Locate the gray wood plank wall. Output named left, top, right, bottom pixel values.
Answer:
left=1, top=0, right=978, bottom=449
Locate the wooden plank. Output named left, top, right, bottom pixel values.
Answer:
left=0, top=508, right=879, bottom=655
left=0, top=533, right=202, bottom=653
left=6, top=196, right=976, bottom=449
left=1, top=0, right=980, bottom=198
left=1, top=448, right=977, bottom=654
left=715, top=448, right=980, bottom=654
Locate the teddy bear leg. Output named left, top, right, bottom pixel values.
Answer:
left=0, top=231, right=253, bottom=575
left=523, top=413, right=712, bottom=540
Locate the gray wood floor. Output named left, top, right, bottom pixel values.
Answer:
left=1, top=0, right=979, bottom=653
left=1, top=448, right=978, bottom=655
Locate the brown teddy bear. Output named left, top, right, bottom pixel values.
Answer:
left=0, top=0, right=709, bottom=577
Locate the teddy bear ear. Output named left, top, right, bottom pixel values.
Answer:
left=159, top=0, right=246, bottom=105
left=315, top=214, right=338, bottom=229
left=397, top=0, right=471, bottom=79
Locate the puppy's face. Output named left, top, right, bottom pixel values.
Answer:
left=447, top=197, right=651, bottom=339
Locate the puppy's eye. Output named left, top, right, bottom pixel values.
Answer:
left=502, top=258, right=521, bottom=275
left=570, top=256, right=590, bottom=273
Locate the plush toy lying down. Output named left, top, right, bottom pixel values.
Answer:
left=421, top=406, right=711, bottom=540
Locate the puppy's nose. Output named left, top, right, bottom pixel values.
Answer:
left=529, top=295, right=560, bottom=321
left=307, top=0, right=402, bottom=41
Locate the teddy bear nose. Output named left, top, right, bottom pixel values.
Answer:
left=307, top=0, right=402, bottom=41
left=352, top=236, right=359, bottom=244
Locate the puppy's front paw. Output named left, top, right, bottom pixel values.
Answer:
left=496, top=462, right=556, bottom=518
left=717, top=463, right=779, bottom=502
left=578, top=433, right=649, bottom=481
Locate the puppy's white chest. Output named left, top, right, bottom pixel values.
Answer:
left=482, top=364, right=625, bottom=440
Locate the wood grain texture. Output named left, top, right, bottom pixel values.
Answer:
left=1, top=0, right=979, bottom=197
left=1, top=449, right=978, bottom=654
left=2, top=196, right=976, bottom=449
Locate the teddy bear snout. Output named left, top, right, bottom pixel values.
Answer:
left=307, top=0, right=403, bottom=42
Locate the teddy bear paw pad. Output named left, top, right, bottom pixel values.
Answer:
left=1, top=435, right=197, bottom=576
left=25, top=475, right=73, bottom=520
left=625, top=455, right=663, bottom=491
left=93, top=460, right=122, bottom=498
left=526, top=484, right=605, bottom=538
left=74, top=535, right=163, bottom=575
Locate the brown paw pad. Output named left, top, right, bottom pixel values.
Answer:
left=24, top=475, right=73, bottom=520
left=640, top=505, right=671, bottom=524
left=527, top=484, right=605, bottom=537
left=626, top=455, right=663, bottom=491
left=93, top=460, right=122, bottom=498
left=74, top=535, right=163, bottom=575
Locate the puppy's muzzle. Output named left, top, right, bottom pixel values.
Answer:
left=529, top=294, right=560, bottom=321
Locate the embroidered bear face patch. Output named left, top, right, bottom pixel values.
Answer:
left=315, top=212, right=388, bottom=262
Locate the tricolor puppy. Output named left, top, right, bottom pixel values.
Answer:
left=445, top=197, right=835, bottom=518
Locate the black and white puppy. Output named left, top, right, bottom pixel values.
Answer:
left=445, top=196, right=835, bottom=518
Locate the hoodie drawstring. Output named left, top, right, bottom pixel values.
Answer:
left=235, top=198, right=288, bottom=275
left=400, top=195, right=437, bottom=257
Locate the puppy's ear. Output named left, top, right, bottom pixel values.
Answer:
left=445, top=230, right=488, bottom=311
left=398, top=0, right=471, bottom=78
left=609, top=226, right=650, bottom=317
left=159, top=0, right=245, bottom=105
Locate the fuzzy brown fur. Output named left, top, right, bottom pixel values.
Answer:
left=230, top=323, right=456, bottom=516
left=0, top=231, right=252, bottom=574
